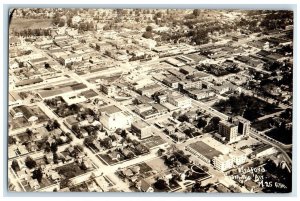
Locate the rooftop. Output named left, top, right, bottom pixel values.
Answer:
left=189, top=141, right=222, bottom=161
left=100, top=105, right=122, bottom=115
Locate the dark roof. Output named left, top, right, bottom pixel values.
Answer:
left=189, top=141, right=222, bottom=160
left=15, top=78, right=43, bottom=87
left=14, top=106, right=36, bottom=119
left=100, top=105, right=122, bottom=114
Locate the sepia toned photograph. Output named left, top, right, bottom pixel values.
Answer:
left=7, top=8, right=293, bottom=193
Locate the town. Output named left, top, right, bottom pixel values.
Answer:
left=8, top=9, right=293, bottom=193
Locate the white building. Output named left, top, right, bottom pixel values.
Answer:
left=167, top=92, right=191, bottom=109
left=61, top=94, right=87, bottom=106
left=230, top=150, right=247, bottom=166
left=99, top=105, right=133, bottom=130
left=213, top=155, right=233, bottom=172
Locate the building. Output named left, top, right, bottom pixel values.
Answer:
left=187, top=141, right=222, bottom=164
left=230, top=150, right=247, bottom=166
left=131, top=120, right=152, bottom=139
left=178, top=80, right=202, bottom=91
left=101, top=84, right=116, bottom=96
left=162, top=76, right=180, bottom=89
left=187, top=89, right=215, bottom=100
left=11, top=106, right=38, bottom=122
left=59, top=54, right=83, bottom=66
left=9, top=92, right=23, bottom=107
left=137, top=83, right=161, bottom=97
left=252, top=144, right=278, bottom=158
left=133, top=37, right=157, bottom=50
left=219, top=116, right=250, bottom=143
left=233, top=116, right=250, bottom=137
left=167, top=92, right=191, bottom=109
left=218, top=120, right=238, bottom=143
left=61, top=94, right=87, bottom=106
left=213, top=155, right=233, bottom=172
left=136, top=179, right=154, bottom=192
left=99, top=105, right=133, bottom=130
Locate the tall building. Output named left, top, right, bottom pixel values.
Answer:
left=234, top=116, right=250, bottom=137
left=99, top=105, right=133, bottom=130
left=219, top=116, right=251, bottom=143
left=218, top=120, right=238, bottom=142
left=213, top=155, right=233, bottom=172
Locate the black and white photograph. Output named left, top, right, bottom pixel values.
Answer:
left=5, top=5, right=295, bottom=195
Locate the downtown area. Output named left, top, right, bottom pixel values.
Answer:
left=8, top=8, right=293, bottom=193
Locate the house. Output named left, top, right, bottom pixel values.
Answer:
left=28, top=179, right=40, bottom=190
left=244, top=180, right=261, bottom=192
left=122, top=168, right=134, bottom=177
left=9, top=37, right=21, bottom=47
left=136, top=179, right=154, bottom=192
left=49, top=171, right=61, bottom=182
left=11, top=106, right=38, bottom=122
left=108, top=150, right=121, bottom=161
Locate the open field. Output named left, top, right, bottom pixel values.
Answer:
left=10, top=18, right=53, bottom=32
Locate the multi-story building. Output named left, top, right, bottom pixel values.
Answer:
left=59, top=54, right=83, bottom=66
left=230, top=150, right=247, bottom=166
left=219, top=116, right=251, bottom=143
left=234, top=116, right=251, bottom=137
left=167, top=92, right=191, bottom=109
left=218, top=120, right=238, bottom=143
left=101, top=84, right=116, bottom=96
left=99, top=105, right=133, bottom=130
left=178, top=80, right=202, bottom=91
left=213, top=155, right=234, bottom=172
left=131, top=120, right=152, bottom=139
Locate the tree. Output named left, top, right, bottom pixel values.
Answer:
left=52, top=13, right=61, bottom=25
left=58, top=19, right=65, bottom=27
left=121, top=130, right=127, bottom=138
left=32, top=168, right=43, bottom=183
left=154, top=179, right=169, bottom=190
left=197, top=118, right=207, bottom=129
left=142, top=31, right=152, bottom=39
left=193, top=9, right=201, bottom=17
left=146, top=25, right=153, bottom=32
left=53, top=120, right=61, bottom=129
left=8, top=136, right=17, bottom=145
left=11, top=159, right=20, bottom=172
left=84, top=136, right=95, bottom=146
left=25, top=156, right=37, bottom=169
left=191, top=181, right=205, bottom=192
left=67, top=18, right=72, bottom=27
left=50, top=142, right=58, bottom=153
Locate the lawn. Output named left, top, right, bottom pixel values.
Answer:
left=56, top=162, right=88, bottom=180
left=185, top=165, right=211, bottom=181
left=69, top=182, right=89, bottom=192
left=146, top=157, right=169, bottom=172
left=265, top=126, right=292, bottom=145
left=10, top=117, right=30, bottom=130
left=10, top=18, right=53, bottom=32
left=81, top=90, right=98, bottom=99
left=251, top=118, right=275, bottom=131
left=213, top=94, right=281, bottom=121
left=97, top=154, right=119, bottom=166
left=142, top=136, right=166, bottom=149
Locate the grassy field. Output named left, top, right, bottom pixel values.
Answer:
left=10, top=18, right=53, bottom=32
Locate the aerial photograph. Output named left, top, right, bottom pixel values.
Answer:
left=7, top=8, right=293, bottom=193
